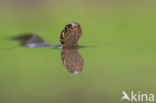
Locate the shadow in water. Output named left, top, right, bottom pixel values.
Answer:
left=12, top=34, right=84, bottom=74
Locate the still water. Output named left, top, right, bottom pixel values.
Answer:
left=0, top=0, right=156, bottom=103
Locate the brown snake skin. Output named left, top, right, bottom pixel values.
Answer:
left=60, top=22, right=82, bottom=46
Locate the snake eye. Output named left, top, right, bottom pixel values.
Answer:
left=65, top=24, right=72, bottom=30
left=65, top=26, right=68, bottom=30
left=78, top=24, right=81, bottom=28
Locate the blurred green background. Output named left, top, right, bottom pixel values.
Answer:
left=0, top=0, right=156, bottom=103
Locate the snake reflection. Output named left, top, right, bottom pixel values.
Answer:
left=61, top=46, right=84, bottom=74
left=12, top=22, right=84, bottom=74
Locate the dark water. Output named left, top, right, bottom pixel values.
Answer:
left=0, top=0, right=156, bottom=103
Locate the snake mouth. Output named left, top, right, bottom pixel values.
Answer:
left=71, top=22, right=78, bottom=27
left=71, top=22, right=80, bottom=30
left=64, top=22, right=80, bottom=31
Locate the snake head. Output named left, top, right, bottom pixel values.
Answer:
left=60, top=22, right=82, bottom=46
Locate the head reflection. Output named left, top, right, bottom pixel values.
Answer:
left=61, top=46, right=84, bottom=74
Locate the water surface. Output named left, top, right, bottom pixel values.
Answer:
left=0, top=0, right=156, bottom=103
